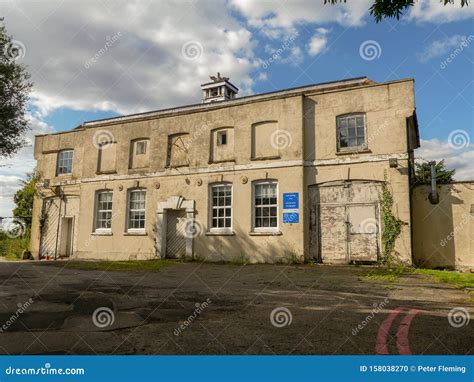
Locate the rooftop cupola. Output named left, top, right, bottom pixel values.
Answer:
left=201, top=73, right=238, bottom=103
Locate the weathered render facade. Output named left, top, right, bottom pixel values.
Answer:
left=412, top=182, right=474, bottom=271
left=30, top=76, right=420, bottom=264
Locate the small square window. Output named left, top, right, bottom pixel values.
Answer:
left=217, top=131, right=227, bottom=146
left=135, top=141, right=147, bottom=155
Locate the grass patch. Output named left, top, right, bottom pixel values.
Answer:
left=0, top=234, right=29, bottom=261
left=359, top=265, right=407, bottom=282
left=415, top=269, right=474, bottom=289
left=49, top=259, right=175, bottom=272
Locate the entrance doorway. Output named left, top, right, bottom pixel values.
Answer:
left=165, top=210, right=187, bottom=259
left=59, top=217, right=73, bottom=257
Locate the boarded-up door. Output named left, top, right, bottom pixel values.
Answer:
left=166, top=210, right=187, bottom=259
left=320, top=205, right=347, bottom=263
left=347, top=205, right=379, bottom=262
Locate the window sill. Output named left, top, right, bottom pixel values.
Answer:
left=124, top=231, right=147, bottom=236
left=250, top=155, right=281, bottom=161
left=96, top=170, right=117, bottom=175
left=335, top=148, right=371, bottom=156
left=205, top=231, right=235, bottom=236
left=249, top=231, right=282, bottom=236
left=91, top=231, right=113, bottom=236
left=208, top=159, right=236, bottom=165
left=165, top=164, right=189, bottom=169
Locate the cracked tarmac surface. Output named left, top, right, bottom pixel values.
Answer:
left=0, top=261, right=472, bottom=355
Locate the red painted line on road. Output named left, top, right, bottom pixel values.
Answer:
left=375, top=307, right=404, bottom=355
left=396, top=309, right=420, bottom=355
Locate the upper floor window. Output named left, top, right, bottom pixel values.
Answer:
left=210, top=184, right=232, bottom=231
left=210, top=127, right=234, bottom=163
left=57, top=150, right=73, bottom=175
left=337, top=114, right=366, bottom=151
left=166, top=133, right=189, bottom=168
left=127, top=189, right=146, bottom=231
left=95, top=190, right=113, bottom=232
left=217, top=130, right=227, bottom=146
left=135, top=140, right=147, bottom=155
left=251, top=121, right=279, bottom=160
left=129, top=138, right=150, bottom=169
left=253, top=181, right=278, bottom=231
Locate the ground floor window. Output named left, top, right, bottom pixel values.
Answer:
left=128, top=189, right=146, bottom=231
left=95, top=190, right=113, bottom=232
left=254, top=181, right=278, bottom=230
left=210, top=184, right=232, bottom=230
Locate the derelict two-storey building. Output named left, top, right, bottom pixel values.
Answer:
left=30, top=75, right=420, bottom=264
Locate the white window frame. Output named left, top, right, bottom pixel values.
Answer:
left=127, top=189, right=146, bottom=233
left=95, top=190, right=113, bottom=233
left=252, top=180, right=279, bottom=232
left=336, top=113, right=367, bottom=152
left=209, top=183, right=233, bottom=233
left=57, top=149, right=74, bottom=175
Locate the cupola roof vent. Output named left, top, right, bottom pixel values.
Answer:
left=200, top=72, right=238, bottom=103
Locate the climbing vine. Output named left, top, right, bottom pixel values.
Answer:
left=39, top=201, right=50, bottom=235
left=380, top=180, right=405, bottom=264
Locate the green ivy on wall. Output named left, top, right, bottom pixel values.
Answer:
left=380, top=179, right=405, bottom=264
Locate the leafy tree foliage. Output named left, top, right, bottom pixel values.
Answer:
left=324, top=0, right=469, bottom=23
left=13, top=171, right=37, bottom=227
left=415, top=160, right=455, bottom=185
left=0, top=18, right=33, bottom=157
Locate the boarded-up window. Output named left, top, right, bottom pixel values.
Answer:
left=167, top=134, right=189, bottom=167
left=251, top=121, right=279, bottom=160
left=210, top=127, right=234, bottom=163
left=130, top=139, right=150, bottom=169
left=97, top=142, right=116, bottom=173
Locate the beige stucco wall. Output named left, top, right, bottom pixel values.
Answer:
left=30, top=78, right=416, bottom=264
left=412, top=183, right=473, bottom=271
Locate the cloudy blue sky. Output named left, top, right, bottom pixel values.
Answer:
left=0, top=0, right=473, bottom=217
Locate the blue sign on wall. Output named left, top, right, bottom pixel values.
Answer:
left=283, top=192, right=299, bottom=209
left=283, top=212, right=299, bottom=224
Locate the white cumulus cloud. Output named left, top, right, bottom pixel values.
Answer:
left=0, top=0, right=259, bottom=117
left=417, top=34, right=470, bottom=63
left=409, top=0, right=474, bottom=23
left=308, top=28, right=330, bottom=57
